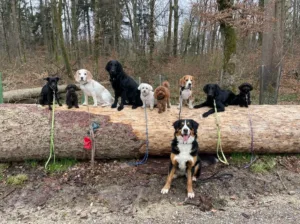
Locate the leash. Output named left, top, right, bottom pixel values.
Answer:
left=213, top=99, right=229, bottom=165
left=244, top=95, right=257, bottom=168
left=128, top=105, right=149, bottom=166
left=197, top=171, right=233, bottom=183
left=45, top=92, right=56, bottom=169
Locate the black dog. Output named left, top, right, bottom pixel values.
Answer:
left=65, top=84, right=80, bottom=109
left=105, top=60, right=143, bottom=111
left=39, top=77, right=62, bottom=110
left=230, top=83, right=253, bottom=107
left=194, top=84, right=235, bottom=117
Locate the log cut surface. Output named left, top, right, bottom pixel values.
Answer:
left=0, top=103, right=300, bottom=162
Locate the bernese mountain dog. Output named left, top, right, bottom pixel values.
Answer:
left=161, top=119, right=201, bottom=199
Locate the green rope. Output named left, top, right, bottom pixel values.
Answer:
left=45, top=93, right=56, bottom=169
left=213, top=99, right=229, bottom=165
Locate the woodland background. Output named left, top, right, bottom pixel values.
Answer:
left=0, top=0, right=300, bottom=104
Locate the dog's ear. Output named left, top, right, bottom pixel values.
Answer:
left=191, top=120, right=199, bottom=132
left=172, top=120, right=181, bottom=130
left=116, top=61, right=123, bottom=73
left=179, top=78, right=185, bottom=87
left=55, top=77, right=60, bottom=82
left=149, top=85, right=153, bottom=91
left=138, top=84, right=142, bottom=90
left=43, top=77, right=50, bottom=82
left=86, top=70, right=93, bottom=81
left=203, top=84, right=209, bottom=94
left=74, top=70, right=80, bottom=82
left=105, top=61, right=111, bottom=72
left=214, top=84, right=221, bottom=96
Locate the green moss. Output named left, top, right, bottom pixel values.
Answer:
left=25, top=160, right=38, bottom=168
left=230, top=153, right=252, bottom=166
left=278, top=93, right=298, bottom=102
left=6, top=174, right=28, bottom=185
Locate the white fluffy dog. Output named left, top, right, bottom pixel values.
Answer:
left=74, top=69, right=114, bottom=107
left=138, top=83, right=154, bottom=110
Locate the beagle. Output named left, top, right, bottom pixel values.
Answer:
left=178, top=75, right=194, bottom=109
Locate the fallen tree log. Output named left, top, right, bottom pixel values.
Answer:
left=0, top=104, right=300, bottom=162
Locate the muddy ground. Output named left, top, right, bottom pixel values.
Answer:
left=0, top=156, right=300, bottom=224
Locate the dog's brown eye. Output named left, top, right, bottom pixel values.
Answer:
left=84, top=73, right=86, bottom=76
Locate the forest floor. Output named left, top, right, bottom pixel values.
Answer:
left=1, top=156, right=300, bottom=224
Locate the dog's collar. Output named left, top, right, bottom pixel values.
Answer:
left=80, top=81, right=89, bottom=85
left=181, top=86, right=191, bottom=91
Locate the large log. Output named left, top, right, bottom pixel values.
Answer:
left=0, top=104, right=300, bottom=162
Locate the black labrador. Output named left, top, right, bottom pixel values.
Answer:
left=39, top=77, right=62, bottom=110
left=229, top=83, right=253, bottom=107
left=105, top=60, right=143, bottom=111
left=65, top=84, right=80, bottom=109
left=194, top=84, right=235, bottom=117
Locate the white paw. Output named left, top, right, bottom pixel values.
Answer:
left=161, top=188, right=169, bottom=194
left=188, top=192, right=195, bottom=198
left=189, top=106, right=193, bottom=109
left=192, top=176, right=197, bottom=181
left=82, top=103, right=87, bottom=106
left=93, top=104, right=97, bottom=107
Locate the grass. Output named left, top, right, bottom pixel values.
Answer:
left=278, top=93, right=298, bottom=102
left=0, top=163, right=9, bottom=181
left=250, top=155, right=277, bottom=173
left=46, top=158, right=77, bottom=174
left=230, top=153, right=252, bottom=166
left=25, top=160, right=38, bottom=168
left=6, top=174, right=28, bottom=185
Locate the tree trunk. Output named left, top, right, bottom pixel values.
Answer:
left=217, top=0, right=237, bottom=89
left=173, top=0, right=179, bottom=57
left=11, top=0, right=24, bottom=63
left=260, top=0, right=284, bottom=104
left=149, top=0, right=155, bottom=65
left=93, top=0, right=101, bottom=76
left=166, top=0, right=172, bottom=56
left=1, top=104, right=300, bottom=162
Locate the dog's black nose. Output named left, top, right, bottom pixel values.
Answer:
left=188, top=83, right=191, bottom=86
left=183, top=129, right=188, bottom=134
left=81, top=77, right=83, bottom=80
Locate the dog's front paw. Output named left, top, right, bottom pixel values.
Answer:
left=161, top=188, right=169, bottom=194
left=187, top=192, right=195, bottom=199
left=132, top=105, right=138, bottom=109
left=111, top=103, right=117, bottom=108
left=68, top=106, right=72, bottom=109
left=189, top=105, right=194, bottom=110
left=75, top=105, right=79, bottom=108
left=59, top=103, right=62, bottom=106
left=202, top=112, right=210, bottom=118
left=93, top=104, right=97, bottom=107
left=82, top=102, right=87, bottom=106
left=117, top=105, right=124, bottom=111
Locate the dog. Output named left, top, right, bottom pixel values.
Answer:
left=230, top=83, right=253, bottom=107
left=138, top=83, right=155, bottom=110
left=105, top=60, right=143, bottom=111
left=74, top=69, right=114, bottom=107
left=65, top=84, right=80, bottom=109
left=194, top=84, right=235, bottom=117
left=39, top=77, right=62, bottom=110
left=154, top=81, right=171, bottom=113
left=178, top=75, right=194, bottom=109
left=161, top=119, right=201, bottom=199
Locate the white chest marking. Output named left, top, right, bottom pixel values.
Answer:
left=174, top=143, right=193, bottom=171
left=181, top=89, right=191, bottom=100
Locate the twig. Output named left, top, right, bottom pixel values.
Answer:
left=276, top=171, right=288, bottom=191
left=1, top=188, right=16, bottom=200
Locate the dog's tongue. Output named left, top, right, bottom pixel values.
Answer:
left=183, top=135, right=189, bottom=142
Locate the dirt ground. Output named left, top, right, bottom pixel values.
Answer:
left=1, top=156, right=300, bottom=224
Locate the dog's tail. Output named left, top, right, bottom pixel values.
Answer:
left=162, top=81, right=170, bottom=89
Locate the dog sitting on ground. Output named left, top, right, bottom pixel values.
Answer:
left=138, top=83, right=155, bottom=110
left=65, top=84, right=80, bottom=109
left=194, top=84, right=235, bottom=117
left=105, top=60, right=143, bottom=111
left=74, top=69, right=114, bottom=107
left=229, top=83, right=253, bottom=107
left=161, top=119, right=201, bottom=199
left=178, top=75, right=194, bottom=109
left=39, top=77, right=62, bottom=110
left=154, top=81, right=171, bottom=113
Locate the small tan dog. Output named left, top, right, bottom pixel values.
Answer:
left=178, top=75, right=194, bottom=109
left=154, top=81, right=171, bottom=113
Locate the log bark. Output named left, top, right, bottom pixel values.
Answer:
left=0, top=104, right=300, bottom=162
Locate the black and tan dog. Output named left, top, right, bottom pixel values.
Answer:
left=161, top=119, right=201, bottom=199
